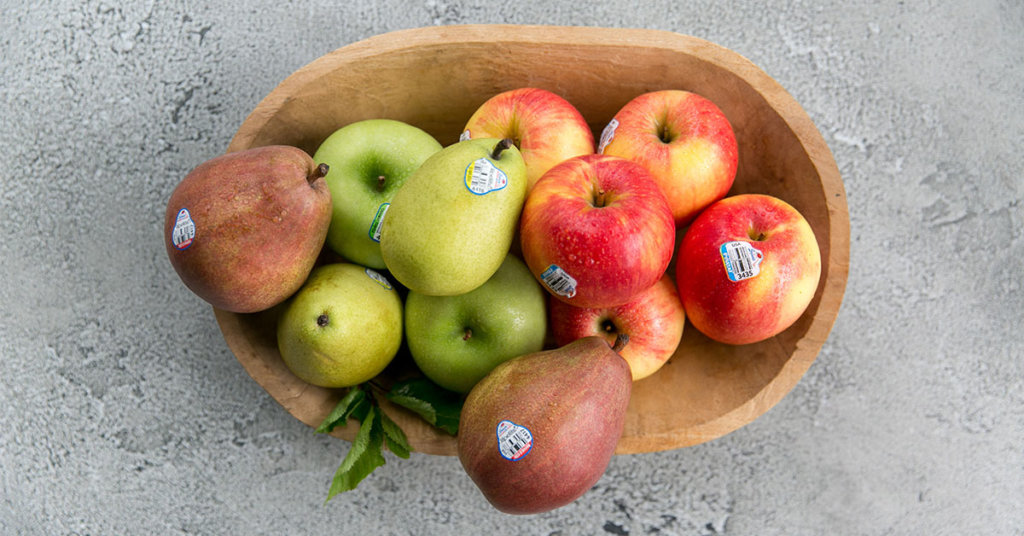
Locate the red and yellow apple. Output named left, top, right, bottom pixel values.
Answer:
left=462, top=87, right=594, bottom=192
left=549, top=274, right=685, bottom=381
left=519, top=154, right=675, bottom=309
left=675, top=194, right=821, bottom=345
left=599, top=89, right=738, bottom=226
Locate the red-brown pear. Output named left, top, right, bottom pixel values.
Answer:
left=457, top=335, right=632, bottom=515
left=164, top=145, right=332, bottom=313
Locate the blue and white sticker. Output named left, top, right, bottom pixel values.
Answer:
left=368, top=202, right=389, bottom=243
left=496, top=420, right=533, bottom=461
left=464, top=158, right=508, bottom=195
left=597, top=118, right=619, bottom=153
left=720, top=241, right=764, bottom=282
left=540, top=264, right=577, bottom=298
left=365, top=268, right=393, bottom=290
left=171, top=208, right=196, bottom=250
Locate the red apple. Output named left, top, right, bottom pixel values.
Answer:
left=599, top=89, right=738, bottom=226
left=519, top=154, right=675, bottom=309
left=549, top=274, right=685, bottom=381
left=462, top=87, right=594, bottom=192
left=675, top=194, right=821, bottom=345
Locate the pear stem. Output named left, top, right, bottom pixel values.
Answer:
left=311, top=163, right=329, bottom=184
left=491, top=138, right=514, bottom=159
left=611, top=333, right=629, bottom=353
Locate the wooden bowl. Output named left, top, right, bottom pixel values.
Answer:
left=215, top=25, right=849, bottom=455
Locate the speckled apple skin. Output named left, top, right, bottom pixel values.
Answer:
left=675, top=194, right=821, bottom=345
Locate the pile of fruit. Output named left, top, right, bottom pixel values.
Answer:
left=164, top=87, right=821, bottom=514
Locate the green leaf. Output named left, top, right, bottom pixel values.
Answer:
left=379, top=410, right=411, bottom=459
left=325, top=405, right=386, bottom=503
left=385, top=377, right=463, bottom=436
left=315, top=386, right=366, bottom=434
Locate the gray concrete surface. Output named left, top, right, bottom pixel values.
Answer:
left=2, top=1, right=1021, bottom=534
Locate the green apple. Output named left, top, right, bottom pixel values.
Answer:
left=277, top=263, right=403, bottom=388
left=313, top=119, right=442, bottom=269
left=404, top=254, right=548, bottom=393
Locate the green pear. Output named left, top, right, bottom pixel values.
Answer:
left=405, top=254, right=547, bottom=393
left=380, top=138, right=527, bottom=296
left=313, top=119, right=442, bottom=269
left=276, top=263, right=403, bottom=388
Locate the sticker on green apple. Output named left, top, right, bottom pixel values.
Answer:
left=464, top=158, right=508, bottom=195
left=368, top=202, right=389, bottom=243
left=496, top=419, right=533, bottom=461
left=720, top=241, right=764, bottom=282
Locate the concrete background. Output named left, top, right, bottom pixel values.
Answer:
left=2, top=1, right=1021, bottom=534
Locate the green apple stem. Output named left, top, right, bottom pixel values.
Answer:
left=491, top=138, right=514, bottom=160
left=611, top=333, right=629, bottom=353
left=376, top=175, right=386, bottom=192
left=311, top=163, right=330, bottom=184
left=463, top=327, right=473, bottom=341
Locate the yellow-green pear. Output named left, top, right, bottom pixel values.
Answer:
left=380, top=138, right=527, bottom=296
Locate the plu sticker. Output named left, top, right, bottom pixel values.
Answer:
left=540, top=264, right=577, bottom=298
left=464, top=158, right=508, bottom=195
left=597, top=118, right=619, bottom=153
left=720, top=241, right=764, bottom=282
left=368, top=203, right=389, bottom=243
left=171, top=208, right=196, bottom=250
left=496, top=420, right=533, bottom=461
left=364, top=268, right=393, bottom=290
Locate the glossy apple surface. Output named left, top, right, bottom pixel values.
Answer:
left=675, top=194, right=821, bottom=345
left=313, top=119, right=441, bottom=269
left=404, top=255, right=548, bottom=394
left=520, top=154, right=675, bottom=309
left=462, top=87, right=594, bottom=192
left=549, top=274, right=685, bottom=381
left=600, top=89, right=738, bottom=225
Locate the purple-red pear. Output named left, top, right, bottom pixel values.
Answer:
left=164, top=145, right=332, bottom=313
left=457, top=335, right=632, bottom=515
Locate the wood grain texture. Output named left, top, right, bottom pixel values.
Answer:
left=216, top=24, right=849, bottom=455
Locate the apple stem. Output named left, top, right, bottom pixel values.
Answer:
left=310, top=163, right=330, bottom=184
left=594, top=188, right=607, bottom=208
left=491, top=138, right=514, bottom=160
left=463, top=327, right=473, bottom=341
left=611, top=333, right=629, bottom=353
left=377, top=175, right=386, bottom=192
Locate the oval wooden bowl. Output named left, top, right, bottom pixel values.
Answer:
left=215, top=25, right=849, bottom=456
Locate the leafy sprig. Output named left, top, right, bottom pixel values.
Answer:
left=316, top=378, right=462, bottom=502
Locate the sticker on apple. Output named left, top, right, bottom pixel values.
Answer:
left=368, top=202, right=389, bottom=243
left=459, top=129, right=472, bottom=141
left=496, top=419, right=533, bottom=461
left=171, top=208, right=196, bottom=250
left=465, top=158, right=508, bottom=195
left=539, top=264, right=578, bottom=298
left=597, top=118, right=619, bottom=153
left=364, top=268, right=393, bottom=290
left=719, top=241, right=764, bottom=282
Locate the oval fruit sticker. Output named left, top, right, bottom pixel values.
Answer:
left=496, top=419, right=533, bottom=461
left=171, top=208, right=196, bottom=250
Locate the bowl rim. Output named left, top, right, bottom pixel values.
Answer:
left=217, top=24, right=850, bottom=455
